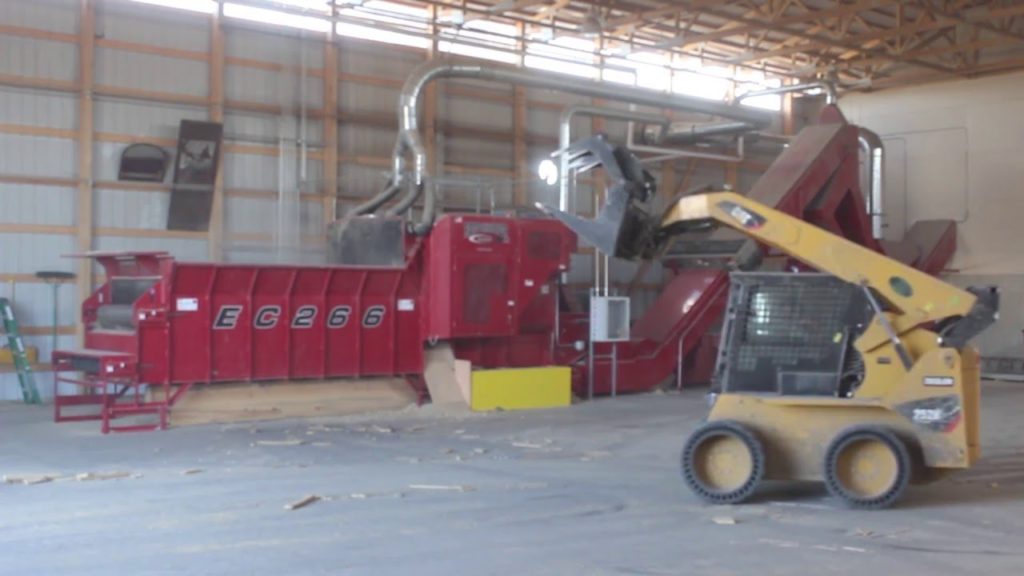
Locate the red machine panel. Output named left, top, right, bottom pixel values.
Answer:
left=426, top=215, right=573, bottom=341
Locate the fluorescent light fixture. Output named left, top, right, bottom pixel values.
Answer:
left=335, top=22, right=430, bottom=49
left=130, top=0, right=217, bottom=13
left=273, top=0, right=332, bottom=11
left=438, top=41, right=518, bottom=64
left=224, top=2, right=331, bottom=32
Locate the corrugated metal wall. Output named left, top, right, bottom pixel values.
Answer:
left=0, top=0, right=775, bottom=400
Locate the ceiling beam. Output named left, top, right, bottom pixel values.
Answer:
left=605, top=0, right=723, bottom=35
left=731, top=11, right=952, bottom=64
left=691, top=3, right=957, bottom=75
left=674, top=0, right=900, bottom=51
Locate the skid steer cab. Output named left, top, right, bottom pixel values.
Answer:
left=544, top=136, right=998, bottom=509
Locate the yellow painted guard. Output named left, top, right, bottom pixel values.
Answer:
left=471, top=366, right=571, bottom=411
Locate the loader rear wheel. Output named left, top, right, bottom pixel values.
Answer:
left=681, top=420, right=765, bottom=504
left=824, top=426, right=911, bottom=509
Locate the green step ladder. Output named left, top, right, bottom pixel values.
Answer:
left=0, top=298, right=42, bottom=404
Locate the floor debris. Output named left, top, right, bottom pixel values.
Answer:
left=512, top=442, right=546, bottom=449
left=284, top=495, right=321, bottom=510
left=182, top=468, right=204, bottom=476
left=408, top=484, right=475, bottom=492
left=255, top=439, right=305, bottom=447
left=712, top=516, right=737, bottom=525
left=3, top=474, right=55, bottom=485
left=76, top=471, right=134, bottom=481
left=759, top=538, right=800, bottom=549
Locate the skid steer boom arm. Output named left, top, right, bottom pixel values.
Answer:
left=662, top=192, right=997, bottom=350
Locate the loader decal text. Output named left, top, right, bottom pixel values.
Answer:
left=327, top=306, right=352, bottom=328
left=292, top=305, right=317, bottom=328
left=362, top=306, right=386, bottom=328
left=211, top=304, right=388, bottom=330
left=254, top=305, right=281, bottom=329
left=213, top=305, right=243, bottom=329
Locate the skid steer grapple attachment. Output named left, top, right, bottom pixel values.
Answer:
left=542, top=135, right=663, bottom=260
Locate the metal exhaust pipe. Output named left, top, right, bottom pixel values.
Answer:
left=858, top=127, right=885, bottom=239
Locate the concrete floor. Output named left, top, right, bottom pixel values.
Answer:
left=3, top=383, right=1024, bottom=576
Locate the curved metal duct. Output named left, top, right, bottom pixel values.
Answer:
left=359, top=59, right=775, bottom=235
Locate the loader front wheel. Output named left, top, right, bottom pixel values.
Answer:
left=824, top=426, right=911, bottom=509
left=681, top=420, right=765, bottom=504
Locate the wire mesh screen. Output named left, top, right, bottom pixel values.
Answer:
left=716, top=273, right=869, bottom=395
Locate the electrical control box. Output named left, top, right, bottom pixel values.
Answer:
left=590, top=296, right=630, bottom=342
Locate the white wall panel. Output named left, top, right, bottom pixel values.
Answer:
left=341, top=83, right=399, bottom=117
left=224, top=111, right=281, bottom=143
left=340, top=125, right=394, bottom=158
left=0, top=135, right=75, bottom=178
left=94, top=99, right=206, bottom=138
left=99, top=10, right=209, bottom=52
left=95, top=189, right=169, bottom=229
left=441, top=96, right=511, bottom=131
left=226, top=29, right=321, bottom=68
left=224, top=196, right=323, bottom=237
left=96, top=47, right=208, bottom=97
left=94, top=235, right=207, bottom=262
left=339, top=42, right=420, bottom=79
left=0, top=36, right=76, bottom=81
left=337, top=163, right=389, bottom=203
left=0, top=284, right=76, bottom=332
left=0, top=0, right=78, bottom=34
left=224, top=242, right=327, bottom=266
left=223, top=152, right=277, bottom=190
left=0, top=233, right=75, bottom=274
left=0, top=184, right=74, bottom=226
left=301, top=200, right=323, bottom=231
left=444, top=137, right=514, bottom=170
left=0, top=88, right=76, bottom=129
left=225, top=66, right=323, bottom=109
left=225, top=196, right=275, bottom=234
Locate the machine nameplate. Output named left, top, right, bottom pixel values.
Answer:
left=176, top=298, right=198, bottom=312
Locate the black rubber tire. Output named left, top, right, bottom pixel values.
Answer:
left=681, top=420, right=765, bottom=504
left=823, top=425, right=911, bottom=510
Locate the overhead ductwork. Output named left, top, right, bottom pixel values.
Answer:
left=641, top=120, right=757, bottom=147
left=354, top=59, right=774, bottom=235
